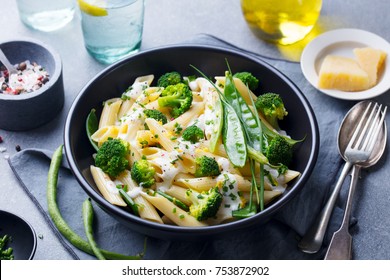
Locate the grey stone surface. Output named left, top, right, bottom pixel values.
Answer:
left=1, top=0, right=390, bottom=260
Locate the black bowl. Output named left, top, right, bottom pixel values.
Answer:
left=0, top=38, right=64, bottom=131
left=0, top=210, right=37, bottom=260
left=64, top=45, right=319, bottom=240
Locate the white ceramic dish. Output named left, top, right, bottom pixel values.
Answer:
left=301, top=28, right=390, bottom=100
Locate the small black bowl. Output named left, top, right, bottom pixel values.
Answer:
left=0, top=38, right=64, bottom=131
left=0, top=210, right=37, bottom=260
left=64, top=45, right=319, bottom=240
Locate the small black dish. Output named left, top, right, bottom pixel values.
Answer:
left=0, top=38, right=64, bottom=131
left=64, top=45, right=319, bottom=240
left=0, top=210, right=37, bottom=260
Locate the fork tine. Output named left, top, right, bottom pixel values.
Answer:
left=361, top=103, right=382, bottom=150
left=366, top=105, right=387, bottom=154
left=354, top=102, right=378, bottom=149
left=347, top=102, right=373, bottom=150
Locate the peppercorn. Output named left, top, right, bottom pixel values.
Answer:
left=18, top=62, right=27, bottom=71
left=15, top=145, right=21, bottom=152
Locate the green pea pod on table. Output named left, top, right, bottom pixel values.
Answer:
left=47, top=145, right=142, bottom=260
left=82, top=199, right=106, bottom=260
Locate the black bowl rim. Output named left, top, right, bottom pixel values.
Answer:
left=0, top=38, right=62, bottom=101
left=64, top=44, right=319, bottom=235
left=0, top=209, right=37, bottom=260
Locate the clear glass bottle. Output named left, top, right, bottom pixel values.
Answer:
left=241, top=0, right=322, bottom=45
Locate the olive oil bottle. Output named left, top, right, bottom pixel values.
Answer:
left=241, top=0, right=322, bottom=45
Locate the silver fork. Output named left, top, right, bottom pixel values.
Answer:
left=324, top=103, right=387, bottom=259
left=344, top=102, right=386, bottom=164
left=298, top=102, right=387, bottom=254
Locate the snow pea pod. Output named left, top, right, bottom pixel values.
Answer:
left=86, top=108, right=99, bottom=152
left=222, top=103, right=247, bottom=167
left=224, top=71, right=262, bottom=151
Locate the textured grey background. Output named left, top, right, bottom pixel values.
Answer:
left=1, top=0, right=390, bottom=259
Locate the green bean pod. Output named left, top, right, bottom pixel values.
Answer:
left=82, top=199, right=106, bottom=260
left=118, top=188, right=140, bottom=216
left=47, top=145, right=141, bottom=260
left=157, top=190, right=189, bottom=211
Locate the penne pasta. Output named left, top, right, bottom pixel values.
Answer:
left=163, top=102, right=204, bottom=131
left=164, top=185, right=192, bottom=206
left=117, top=171, right=163, bottom=224
left=90, top=165, right=126, bottom=207
left=174, top=173, right=251, bottom=192
left=141, top=193, right=207, bottom=227
left=99, top=98, right=122, bottom=129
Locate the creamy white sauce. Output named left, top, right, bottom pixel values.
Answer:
left=188, top=80, right=199, bottom=92
left=150, top=154, right=180, bottom=190
left=106, top=180, right=119, bottom=195
left=203, top=93, right=220, bottom=140
left=217, top=158, right=231, bottom=173
left=122, top=81, right=149, bottom=100
left=264, top=165, right=286, bottom=192
left=118, top=107, right=145, bottom=125
left=188, top=113, right=206, bottom=132
left=127, top=187, right=142, bottom=199
left=177, top=140, right=199, bottom=158
left=214, top=172, right=241, bottom=222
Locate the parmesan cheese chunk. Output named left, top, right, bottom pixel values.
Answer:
left=318, top=55, right=370, bottom=92
left=353, top=47, right=387, bottom=87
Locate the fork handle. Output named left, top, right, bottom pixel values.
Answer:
left=324, top=165, right=361, bottom=260
left=298, top=161, right=353, bottom=254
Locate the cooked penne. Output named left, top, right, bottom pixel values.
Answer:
left=90, top=165, right=126, bottom=207
left=99, top=98, right=122, bottom=129
left=163, top=102, right=204, bottom=131
left=174, top=173, right=252, bottom=192
left=164, top=185, right=192, bottom=206
left=91, top=125, right=120, bottom=146
left=117, top=171, right=163, bottom=224
left=141, top=193, right=207, bottom=227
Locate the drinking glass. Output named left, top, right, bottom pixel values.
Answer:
left=16, top=0, right=75, bottom=32
left=78, top=0, right=145, bottom=64
left=241, top=0, right=322, bottom=45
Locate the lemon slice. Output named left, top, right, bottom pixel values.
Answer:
left=78, top=0, right=108, bottom=16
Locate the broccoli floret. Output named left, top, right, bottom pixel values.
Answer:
left=95, top=138, right=130, bottom=178
left=255, top=92, right=288, bottom=129
left=265, top=135, right=293, bottom=166
left=182, top=125, right=204, bottom=143
left=186, top=187, right=223, bottom=221
left=158, top=83, right=193, bottom=118
left=194, top=156, right=221, bottom=177
left=233, top=72, right=259, bottom=91
left=131, top=159, right=156, bottom=188
left=144, top=109, right=167, bottom=124
left=157, top=71, right=182, bottom=88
